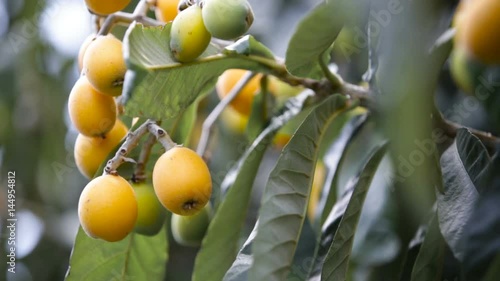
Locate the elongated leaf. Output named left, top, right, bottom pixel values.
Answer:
left=410, top=214, right=445, bottom=281
left=321, top=143, right=388, bottom=281
left=224, top=223, right=259, bottom=281
left=248, top=95, right=352, bottom=281
left=317, top=113, right=368, bottom=225
left=463, top=152, right=500, bottom=280
left=438, top=129, right=490, bottom=261
left=192, top=91, right=313, bottom=281
left=123, top=24, right=279, bottom=120
left=65, top=227, right=167, bottom=281
left=285, top=0, right=346, bottom=79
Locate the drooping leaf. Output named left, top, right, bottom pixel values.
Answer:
left=192, top=91, right=313, bottom=281
left=223, top=223, right=258, bottom=281
left=123, top=24, right=279, bottom=120
left=248, top=95, right=353, bottom=281
left=410, top=214, right=445, bottom=281
left=285, top=0, right=346, bottom=79
left=320, top=143, right=388, bottom=281
left=317, top=113, right=368, bottom=225
left=463, top=150, right=500, bottom=280
left=438, top=129, right=490, bottom=261
left=65, top=227, right=167, bottom=281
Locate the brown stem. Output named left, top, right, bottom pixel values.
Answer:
left=132, top=133, right=157, bottom=183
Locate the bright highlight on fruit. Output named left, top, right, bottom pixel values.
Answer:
left=170, top=5, right=211, bottom=62
left=171, top=203, right=212, bottom=247
left=133, top=182, right=167, bottom=236
left=202, top=0, right=254, bottom=40
left=68, top=76, right=117, bottom=137
left=152, top=146, right=212, bottom=216
left=84, top=0, right=132, bottom=15
left=78, top=175, right=138, bottom=242
left=74, top=120, right=128, bottom=179
left=83, top=35, right=127, bottom=97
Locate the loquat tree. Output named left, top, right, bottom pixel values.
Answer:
left=64, top=0, right=500, bottom=280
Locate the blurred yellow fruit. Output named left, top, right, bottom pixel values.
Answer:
left=84, top=0, right=131, bottom=15
left=77, top=34, right=95, bottom=72
left=455, top=0, right=500, bottom=64
left=155, top=0, right=180, bottom=22
left=74, top=120, right=128, bottom=179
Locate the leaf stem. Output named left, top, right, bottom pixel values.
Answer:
left=319, top=50, right=343, bottom=89
left=196, top=72, right=257, bottom=159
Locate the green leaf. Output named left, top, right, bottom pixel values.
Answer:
left=248, top=94, right=351, bottom=281
left=66, top=226, right=167, bottom=281
left=192, top=91, right=312, bottom=281
left=321, top=142, right=388, bottom=281
left=123, top=24, right=279, bottom=120
left=438, top=129, right=490, bottom=261
left=285, top=0, right=346, bottom=79
left=410, top=214, right=445, bottom=281
left=318, top=113, right=368, bottom=225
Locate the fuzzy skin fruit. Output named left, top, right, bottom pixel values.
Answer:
left=170, top=5, right=211, bottom=62
left=83, top=35, right=126, bottom=96
left=74, top=120, right=128, bottom=179
left=202, top=0, right=254, bottom=40
left=155, top=0, right=180, bottom=22
left=171, top=203, right=211, bottom=247
left=84, top=0, right=131, bottom=15
left=133, top=182, right=167, bottom=236
left=77, top=34, right=95, bottom=72
left=456, top=0, right=500, bottom=64
left=152, top=147, right=212, bottom=216
left=78, top=175, right=138, bottom=242
left=68, top=76, right=117, bottom=137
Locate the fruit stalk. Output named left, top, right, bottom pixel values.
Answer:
left=196, top=71, right=257, bottom=158
left=133, top=133, right=157, bottom=182
left=104, top=120, right=175, bottom=175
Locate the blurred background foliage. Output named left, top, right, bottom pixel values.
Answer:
left=0, top=0, right=495, bottom=280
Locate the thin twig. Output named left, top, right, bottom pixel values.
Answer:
left=132, top=133, right=157, bottom=182
left=104, top=121, right=152, bottom=175
left=196, top=72, right=257, bottom=158
left=96, top=11, right=163, bottom=36
left=104, top=120, right=176, bottom=175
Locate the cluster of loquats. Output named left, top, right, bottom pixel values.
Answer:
left=77, top=146, right=213, bottom=243
left=168, top=0, right=254, bottom=62
left=71, top=0, right=213, bottom=244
